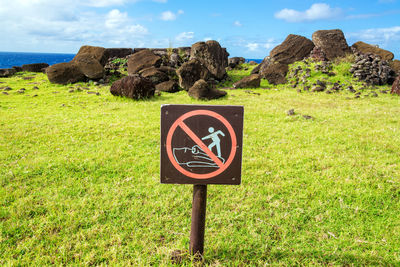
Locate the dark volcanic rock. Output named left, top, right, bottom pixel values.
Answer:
left=188, top=79, right=226, bottom=100
left=139, top=67, right=169, bottom=85
left=22, top=63, right=49, bottom=72
left=312, top=29, right=351, bottom=60
left=127, top=49, right=162, bottom=75
left=260, top=62, right=288, bottom=85
left=352, top=41, right=394, bottom=61
left=0, top=68, right=16, bottom=77
left=155, top=80, right=180, bottom=93
left=233, top=74, right=261, bottom=88
left=73, top=45, right=107, bottom=66
left=309, top=46, right=327, bottom=61
left=104, top=48, right=133, bottom=60
left=269, top=34, right=314, bottom=65
left=46, top=62, right=86, bottom=84
left=390, top=60, right=400, bottom=75
left=110, top=75, right=155, bottom=99
left=73, top=54, right=104, bottom=79
left=391, top=76, right=400, bottom=95
left=13, top=66, right=23, bottom=72
left=190, top=40, right=229, bottom=80
left=228, top=57, right=245, bottom=68
left=176, top=58, right=211, bottom=90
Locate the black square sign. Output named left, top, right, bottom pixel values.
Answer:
left=160, top=104, right=244, bottom=185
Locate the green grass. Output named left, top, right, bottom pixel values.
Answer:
left=1, top=69, right=400, bottom=265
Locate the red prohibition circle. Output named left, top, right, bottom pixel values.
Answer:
left=166, top=110, right=237, bottom=179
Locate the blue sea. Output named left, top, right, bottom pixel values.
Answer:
left=0, top=51, right=75, bottom=69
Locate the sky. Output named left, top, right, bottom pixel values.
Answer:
left=0, top=0, right=399, bottom=59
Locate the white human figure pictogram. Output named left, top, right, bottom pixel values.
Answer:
left=201, top=127, right=225, bottom=157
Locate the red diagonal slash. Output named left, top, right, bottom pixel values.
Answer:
left=178, top=121, right=224, bottom=168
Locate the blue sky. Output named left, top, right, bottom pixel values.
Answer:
left=0, top=0, right=399, bottom=59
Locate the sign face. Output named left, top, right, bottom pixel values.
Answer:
left=161, top=104, right=244, bottom=185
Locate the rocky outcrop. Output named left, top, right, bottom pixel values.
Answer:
left=73, top=45, right=107, bottom=66
left=139, top=67, right=169, bottom=85
left=349, top=51, right=396, bottom=85
left=155, top=80, right=180, bottom=93
left=73, top=54, right=104, bottom=79
left=260, top=63, right=289, bottom=85
left=312, top=29, right=351, bottom=60
left=127, top=49, right=162, bottom=75
left=0, top=68, right=16, bottom=77
left=188, top=79, right=226, bottom=100
left=103, top=48, right=133, bottom=60
left=110, top=75, right=155, bottom=99
left=233, top=74, right=261, bottom=88
left=391, top=76, right=400, bottom=95
left=22, top=63, right=49, bottom=72
left=46, top=62, right=86, bottom=84
left=269, top=34, right=314, bottom=65
left=352, top=41, right=394, bottom=61
left=176, top=58, right=211, bottom=90
left=228, top=57, right=245, bottom=68
left=309, top=46, right=327, bottom=61
left=190, top=40, right=229, bottom=80
left=390, top=60, right=400, bottom=75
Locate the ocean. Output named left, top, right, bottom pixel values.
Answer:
left=0, top=51, right=75, bottom=69
left=0, top=51, right=263, bottom=69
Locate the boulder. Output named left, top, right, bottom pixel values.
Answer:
left=22, top=63, right=49, bottom=72
left=228, top=57, right=245, bottom=68
left=158, top=66, right=177, bottom=78
left=309, top=46, right=327, bottom=61
left=312, top=29, right=351, bottom=60
left=12, top=66, right=23, bottom=72
left=110, top=75, right=155, bottom=99
left=269, top=34, right=314, bottom=65
left=0, top=68, right=16, bottom=77
left=390, top=60, right=400, bottom=75
left=127, top=49, right=162, bottom=75
left=352, top=41, right=394, bottom=61
left=73, top=54, right=104, bottom=79
left=176, top=58, right=211, bottom=90
left=188, top=79, right=226, bottom=100
left=190, top=40, right=229, bottom=80
left=233, top=74, right=261, bottom=88
left=73, top=45, right=107, bottom=66
left=249, top=61, right=257, bottom=65
left=259, top=62, right=288, bottom=85
left=139, top=67, right=169, bottom=85
left=156, top=80, right=180, bottom=93
left=391, top=76, right=400, bottom=95
left=104, top=48, right=133, bottom=60
left=46, top=62, right=85, bottom=84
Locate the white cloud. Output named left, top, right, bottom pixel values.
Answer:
left=85, top=0, right=127, bottom=7
left=275, top=3, right=343, bottom=22
left=160, top=10, right=184, bottom=21
left=348, top=26, right=400, bottom=43
left=176, top=31, right=194, bottom=42
left=246, top=43, right=259, bottom=51
left=234, top=21, right=242, bottom=27
left=204, top=37, right=212, bottom=41
left=245, top=39, right=277, bottom=52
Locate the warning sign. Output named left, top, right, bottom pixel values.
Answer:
left=161, top=104, right=244, bottom=185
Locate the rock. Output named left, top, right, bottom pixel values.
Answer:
left=155, top=80, right=180, bottom=93
left=22, top=63, right=49, bottom=72
left=269, top=34, right=314, bottom=65
left=13, top=66, right=23, bottom=72
left=233, top=74, right=261, bottom=88
left=391, top=76, right=400, bottom=95
left=110, top=75, right=155, bottom=99
left=0, top=68, right=16, bottom=77
left=103, top=48, right=133, bottom=61
left=176, top=58, right=211, bottom=90
left=73, top=54, right=104, bottom=79
left=188, top=79, right=227, bottom=100
left=259, top=62, right=288, bottom=85
left=127, top=49, right=162, bottom=75
left=46, top=62, right=86, bottom=84
left=309, top=46, right=327, bottom=61
left=158, top=66, right=177, bottom=79
left=287, top=109, right=295, bottom=116
left=139, top=67, right=169, bottom=85
left=249, top=61, right=257, bottom=65
left=228, top=57, right=245, bottom=68
left=73, top=45, right=107, bottom=66
left=352, top=41, right=394, bottom=61
left=390, top=60, right=400, bottom=75
left=2, top=92, right=9, bottom=95
left=190, top=40, right=229, bottom=80
left=312, top=29, right=351, bottom=60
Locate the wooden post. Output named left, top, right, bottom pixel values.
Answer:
left=189, top=184, right=207, bottom=256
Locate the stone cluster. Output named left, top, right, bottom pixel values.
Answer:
left=349, top=49, right=396, bottom=85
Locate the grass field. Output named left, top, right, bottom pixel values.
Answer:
left=1, top=66, right=400, bottom=265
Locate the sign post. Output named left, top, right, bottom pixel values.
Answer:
left=161, top=104, right=244, bottom=257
